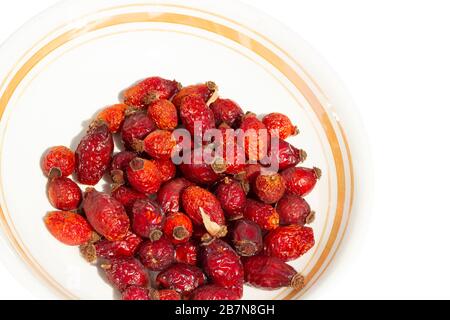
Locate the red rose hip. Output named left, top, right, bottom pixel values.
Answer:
left=126, top=158, right=162, bottom=195
left=253, top=173, right=286, bottom=204
left=111, top=185, right=147, bottom=212
left=157, top=178, right=193, bottom=213
left=230, top=219, right=263, bottom=257
left=47, top=177, right=82, bottom=211
left=210, top=98, right=244, bottom=128
left=277, top=194, right=314, bottom=226
left=266, top=139, right=306, bottom=171
left=137, top=237, right=175, bottom=271
left=191, top=285, right=241, bottom=300
left=154, top=159, right=176, bottom=183
left=123, top=76, right=180, bottom=108
left=281, top=166, right=322, bottom=196
left=163, top=212, right=193, bottom=244
left=122, top=286, right=150, bottom=300
left=131, top=198, right=165, bottom=240
left=95, top=104, right=128, bottom=133
left=175, top=241, right=198, bottom=265
left=121, top=111, right=155, bottom=149
left=45, top=211, right=93, bottom=246
left=262, top=112, right=298, bottom=140
left=243, top=199, right=279, bottom=231
left=137, top=130, right=177, bottom=160
left=101, top=257, right=149, bottom=291
left=240, top=113, right=268, bottom=161
left=151, top=289, right=182, bottom=300
left=156, top=263, right=207, bottom=295
left=109, top=151, right=137, bottom=185
left=172, top=82, right=217, bottom=109
left=215, top=178, right=246, bottom=220
left=180, top=95, right=215, bottom=137
left=148, top=99, right=178, bottom=130
left=42, top=146, right=75, bottom=178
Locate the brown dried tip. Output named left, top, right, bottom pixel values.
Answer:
left=90, top=231, right=102, bottom=243
left=313, top=167, right=322, bottom=180
left=173, top=226, right=190, bottom=241
left=294, top=126, right=300, bottom=136
left=101, top=263, right=111, bottom=270
left=235, top=240, right=258, bottom=257
left=149, top=289, right=160, bottom=300
left=125, top=106, right=140, bottom=117
left=80, top=243, right=97, bottom=264
left=110, top=169, right=125, bottom=185
left=300, top=149, right=308, bottom=163
left=211, top=157, right=227, bottom=174
left=131, top=139, right=145, bottom=153
left=130, top=158, right=145, bottom=171
left=206, top=81, right=219, bottom=106
left=306, top=211, right=316, bottom=225
left=149, top=229, right=163, bottom=242
left=291, top=273, right=305, bottom=290
left=48, top=167, right=62, bottom=180
left=143, top=91, right=159, bottom=106
left=200, top=233, right=215, bottom=245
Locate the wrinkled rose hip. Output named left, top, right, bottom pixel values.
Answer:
left=137, top=237, right=175, bottom=271
left=148, top=99, right=178, bottom=130
left=230, top=219, right=263, bottom=257
left=281, top=166, right=322, bottom=196
left=95, top=104, right=128, bottom=133
left=121, top=111, right=155, bottom=149
left=215, top=177, right=246, bottom=220
left=266, top=139, right=306, bottom=171
left=262, top=112, right=298, bottom=140
left=122, top=286, right=150, bottom=300
left=111, top=185, right=147, bottom=212
left=157, top=178, right=193, bottom=213
left=191, top=285, right=241, bottom=300
left=109, top=151, right=137, bottom=185
left=126, top=158, right=162, bottom=195
left=151, top=289, right=182, bottom=300
left=244, top=199, right=279, bottom=231
left=42, top=146, right=75, bottom=178
left=131, top=198, right=165, bottom=240
left=154, top=159, right=176, bottom=183
left=156, top=263, right=207, bottom=295
left=180, top=95, right=215, bottom=137
left=101, top=257, right=149, bottom=291
left=180, top=147, right=222, bottom=185
left=138, top=129, right=177, bottom=160
left=124, top=76, right=180, bottom=108
left=47, top=177, right=82, bottom=211
left=172, top=82, right=217, bottom=109
left=277, top=194, right=314, bottom=226
left=211, top=98, right=244, bottom=128
left=163, top=212, right=193, bottom=244
left=175, top=241, right=199, bottom=266
left=253, top=173, right=286, bottom=204
left=45, top=211, right=92, bottom=246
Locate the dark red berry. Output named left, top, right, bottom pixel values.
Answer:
left=277, top=194, right=314, bottom=226
left=109, top=151, right=137, bottom=185
left=122, top=286, right=150, bottom=300
left=175, top=241, right=198, bottom=265
left=157, top=178, right=193, bottom=213
left=163, top=212, right=193, bottom=244
left=137, top=237, right=175, bottom=271
left=243, top=199, right=279, bottom=231
left=156, top=263, right=207, bottom=295
left=262, top=112, right=298, bottom=140
left=126, top=158, right=162, bottom=195
left=180, top=147, right=222, bottom=185
left=148, top=99, right=178, bottom=130
left=191, top=285, right=241, bottom=300
left=121, top=111, right=155, bottom=149
left=211, top=98, right=244, bottom=128
left=111, top=185, right=147, bottom=212
left=154, top=159, right=176, bottom=183
left=131, top=198, right=165, bottom=240
left=230, top=219, right=263, bottom=257
left=215, top=178, right=246, bottom=220
left=42, top=146, right=75, bottom=178
left=45, top=211, right=92, bottom=246
left=47, top=177, right=82, bottom=211
left=266, top=139, right=306, bottom=171
left=101, top=257, right=149, bottom=291
left=211, top=124, right=246, bottom=175
left=151, top=289, right=182, bottom=300
left=253, top=173, right=286, bottom=204
left=240, top=113, right=268, bottom=162
left=180, top=95, right=215, bottom=137
left=281, top=167, right=321, bottom=196
left=172, top=82, right=217, bottom=109
left=124, top=77, right=180, bottom=109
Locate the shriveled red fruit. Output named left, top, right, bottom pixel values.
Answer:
left=122, top=286, right=150, bottom=300
left=109, top=151, right=137, bottom=185
left=180, top=148, right=222, bottom=185
left=211, top=124, right=246, bottom=175
left=154, top=159, right=176, bottom=183
left=240, top=113, right=268, bottom=161
left=45, top=211, right=92, bottom=246
left=281, top=166, right=322, bottom=196
left=47, top=177, right=82, bottom=211
left=138, top=130, right=177, bottom=160
left=181, top=186, right=227, bottom=238
left=277, top=194, right=314, bottom=226
left=230, top=219, right=263, bottom=257
left=148, top=99, right=178, bottom=130
left=201, top=239, right=244, bottom=292
left=243, top=255, right=304, bottom=290
left=264, top=225, right=315, bottom=262
left=121, top=111, right=155, bottom=149
left=151, top=289, right=182, bottom=300
left=123, top=77, right=180, bottom=108
left=42, top=146, right=75, bottom=178
left=172, top=82, right=217, bottom=109
left=137, top=237, right=175, bottom=271
left=266, top=139, right=306, bottom=171
left=243, top=199, right=279, bottom=231
left=215, top=178, right=246, bottom=220
left=75, top=124, right=114, bottom=185
left=240, top=163, right=263, bottom=184
left=131, top=198, right=165, bottom=240
left=180, top=95, right=215, bottom=137
left=175, top=241, right=198, bottom=265
left=253, top=173, right=286, bottom=204
left=157, top=178, right=193, bottom=213
left=111, top=185, right=147, bottom=212
left=210, top=98, right=244, bottom=128
left=126, top=158, right=162, bottom=195
left=81, top=231, right=143, bottom=262
left=101, top=257, right=149, bottom=291
left=163, top=212, right=193, bottom=244
left=191, top=285, right=241, bottom=300
left=156, top=263, right=207, bottom=295
left=83, top=189, right=130, bottom=241
left=95, top=104, right=128, bottom=133
left=262, top=112, right=298, bottom=140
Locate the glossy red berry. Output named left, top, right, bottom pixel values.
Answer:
left=131, top=198, right=165, bottom=240
left=151, top=289, right=182, bottom=300
left=44, top=211, right=93, bottom=246
left=240, top=113, right=268, bottom=162
left=172, top=82, right=217, bottom=109
left=264, top=225, right=315, bottom=262
left=215, top=178, right=247, bottom=220
left=253, top=173, right=286, bottom=204
left=266, top=139, right=306, bottom=171
left=148, top=99, right=178, bottom=130
left=230, top=219, right=263, bottom=257
left=180, top=95, right=215, bottom=137
left=191, top=285, right=241, bottom=300
left=137, top=237, right=175, bottom=271
left=175, top=241, right=198, bottom=265
left=95, top=104, right=128, bottom=133
left=126, top=158, right=162, bottom=195
left=157, top=178, right=193, bottom=213
left=122, top=286, right=150, bottom=300
left=111, top=185, right=147, bottom=212
left=262, top=113, right=298, bottom=140
left=277, top=194, right=314, bottom=226
left=124, top=77, right=180, bottom=109
left=139, top=130, right=177, bottom=160
left=154, top=159, right=176, bottom=183
left=163, top=212, right=193, bottom=244
left=281, top=167, right=321, bottom=196
left=180, top=147, right=222, bottom=185
left=101, top=257, right=149, bottom=291
left=47, top=177, right=82, bottom=211
left=75, top=124, right=114, bottom=185
left=42, top=146, right=75, bottom=178
left=83, top=189, right=130, bottom=241
left=156, top=263, right=207, bottom=295
left=244, top=199, right=279, bottom=231
left=109, top=151, right=137, bottom=185
left=243, top=255, right=304, bottom=290
left=121, top=111, right=155, bottom=149
left=210, top=98, right=244, bottom=128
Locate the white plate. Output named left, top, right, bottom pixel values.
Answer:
left=0, top=0, right=370, bottom=300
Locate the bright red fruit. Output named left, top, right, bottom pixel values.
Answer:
left=264, top=225, right=315, bottom=262
left=83, top=189, right=130, bottom=241
left=266, top=139, right=306, bottom=171
left=122, top=286, right=150, bottom=300
left=123, top=77, right=180, bottom=108
left=230, top=219, right=263, bottom=257
left=215, top=178, right=246, bottom=220
left=172, top=82, right=217, bottom=109
left=101, top=257, right=149, bottom=291
left=45, top=211, right=92, bottom=246
left=148, top=99, right=178, bottom=130
left=156, top=263, right=207, bottom=295
left=211, top=124, right=246, bottom=175
left=109, top=151, right=137, bottom=185
left=210, top=98, right=244, bottom=128
left=180, top=95, right=215, bottom=137
left=138, top=237, right=175, bottom=271
left=121, top=111, right=155, bottom=149
left=281, top=167, right=321, bottom=196
left=276, top=194, right=313, bottom=226
left=151, top=289, right=182, bottom=300
left=175, top=241, right=198, bottom=266
left=163, top=212, right=193, bottom=244
left=131, top=198, right=165, bottom=240
left=243, top=255, right=304, bottom=290
left=75, top=124, right=114, bottom=185
left=240, top=113, right=268, bottom=161
left=126, top=158, right=162, bottom=195
left=95, top=104, right=128, bottom=133
left=47, top=177, right=82, bottom=211
left=154, top=159, right=176, bottom=183
left=42, top=146, right=75, bottom=178
left=191, top=285, right=241, bottom=300
left=139, top=130, right=177, bottom=160
left=111, top=185, right=147, bottom=212
left=180, top=147, right=222, bottom=185
left=157, top=178, right=193, bottom=213
left=243, top=199, right=279, bottom=231
left=253, top=173, right=286, bottom=204
left=262, top=112, right=298, bottom=140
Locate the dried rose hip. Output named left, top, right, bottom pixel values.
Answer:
left=42, top=146, right=75, bottom=178
left=75, top=124, right=114, bottom=185
left=264, top=225, right=315, bottom=262
left=122, top=286, right=150, bottom=300
left=172, top=82, right=217, bottom=109
left=230, top=219, right=263, bottom=257
left=124, top=77, right=180, bottom=108
left=266, top=139, right=306, bottom=171
left=109, top=151, right=137, bottom=185
left=211, top=124, right=246, bottom=175
left=191, top=285, right=241, bottom=300
left=101, top=257, right=149, bottom=291
left=157, top=178, right=193, bottom=213
left=253, top=173, right=286, bottom=204
left=154, top=159, right=176, bottom=183
left=180, top=95, right=215, bottom=137
left=180, top=148, right=222, bottom=185
left=148, top=99, right=178, bottom=130
left=47, top=177, right=82, bottom=211
left=111, top=185, right=147, bottom=212
left=262, top=112, right=298, bottom=140
left=131, top=198, right=165, bottom=240
left=211, top=98, right=244, bottom=128
left=276, top=194, right=314, bottom=226
left=137, top=130, right=177, bottom=160
left=215, top=178, right=246, bottom=220
left=83, top=188, right=130, bottom=241
left=121, top=111, right=155, bottom=149
left=126, top=158, right=162, bottom=195
left=239, top=163, right=263, bottom=184
left=244, top=199, right=279, bottom=231
left=156, top=263, right=207, bottom=295
left=151, top=289, right=182, bottom=300
left=281, top=166, right=321, bottom=196
left=95, top=104, right=128, bottom=133
left=201, top=239, right=244, bottom=293
left=240, top=113, right=269, bottom=162
left=243, top=255, right=304, bottom=290
left=175, top=241, right=198, bottom=265
left=45, top=211, right=92, bottom=246
left=181, top=186, right=227, bottom=238
left=137, top=237, right=175, bottom=271
left=163, top=212, right=193, bottom=244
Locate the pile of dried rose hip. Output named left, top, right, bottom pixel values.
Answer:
left=41, top=76, right=320, bottom=300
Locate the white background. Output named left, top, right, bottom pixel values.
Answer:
left=0, top=0, right=449, bottom=299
